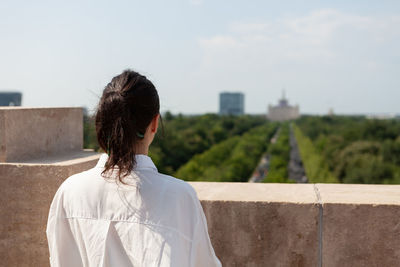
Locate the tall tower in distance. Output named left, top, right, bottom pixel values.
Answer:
left=267, top=90, right=299, bottom=121
left=219, top=92, right=244, bottom=115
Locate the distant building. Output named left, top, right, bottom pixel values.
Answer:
left=0, top=92, right=22, bottom=106
left=267, top=91, right=299, bottom=121
left=219, top=92, right=244, bottom=115
left=366, top=113, right=397, bottom=120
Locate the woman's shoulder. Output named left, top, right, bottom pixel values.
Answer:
left=59, top=168, right=98, bottom=189
left=53, top=167, right=105, bottom=203
left=155, top=172, right=198, bottom=199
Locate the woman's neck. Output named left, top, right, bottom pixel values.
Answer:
left=135, top=143, right=149, bottom=155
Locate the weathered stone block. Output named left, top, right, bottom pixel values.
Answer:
left=316, top=184, right=400, bottom=267
left=190, top=182, right=320, bottom=267
left=322, top=203, right=400, bottom=267
left=0, top=153, right=100, bottom=267
left=0, top=107, right=83, bottom=162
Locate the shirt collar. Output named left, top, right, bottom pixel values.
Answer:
left=95, top=153, right=158, bottom=172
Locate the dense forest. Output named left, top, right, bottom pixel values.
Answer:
left=84, top=113, right=400, bottom=184
left=175, top=123, right=277, bottom=182
left=296, top=115, right=400, bottom=184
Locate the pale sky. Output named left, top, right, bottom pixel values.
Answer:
left=1, top=0, right=399, bottom=115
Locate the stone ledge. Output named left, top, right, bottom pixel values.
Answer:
left=190, top=182, right=316, bottom=203
left=1, top=160, right=399, bottom=266
left=189, top=182, right=400, bottom=266
left=190, top=182, right=400, bottom=205
left=316, top=183, right=400, bottom=205
left=2, top=149, right=100, bottom=165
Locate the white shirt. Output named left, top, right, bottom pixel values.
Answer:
left=46, top=154, right=221, bottom=267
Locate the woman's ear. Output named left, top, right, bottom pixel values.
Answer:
left=151, top=114, right=160, bottom=133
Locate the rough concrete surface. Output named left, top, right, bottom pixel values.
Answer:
left=317, top=184, right=400, bottom=266
left=316, top=184, right=400, bottom=267
left=322, top=203, right=400, bottom=267
left=190, top=182, right=400, bottom=267
left=0, top=153, right=100, bottom=267
left=200, top=200, right=319, bottom=267
left=190, top=182, right=319, bottom=266
left=191, top=182, right=320, bottom=266
left=0, top=107, right=83, bottom=162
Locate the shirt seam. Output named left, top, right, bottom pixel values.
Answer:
left=64, top=216, right=193, bottom=242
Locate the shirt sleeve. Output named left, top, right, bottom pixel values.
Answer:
left=190, top=196, right=222, bottom=267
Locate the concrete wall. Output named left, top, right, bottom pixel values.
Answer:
left=0, top=154, right=100, bottom=267
left=0, top=107, right=83, bottom=162
left=1, top=162, right=400, bottom=266
left=0, top=107, right=100, bottom=267
left=190, top=182, right=400, bottom=267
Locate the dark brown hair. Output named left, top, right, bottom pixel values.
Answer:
left=95, top=69, right=160, bottom=183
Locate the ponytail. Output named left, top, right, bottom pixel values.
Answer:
left=95, top=70, right=160, bottom=183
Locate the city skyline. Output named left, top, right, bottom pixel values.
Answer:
left=1, top=1, right=400, bottom=115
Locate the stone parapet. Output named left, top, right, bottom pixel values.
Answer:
left=190, top=182, right=400, bottom=267
left=0, top=107, right=83, bottom=162
left=317, top=184, right=400, bottom=267
left=0, top=107, right=100, bottom=266
left=1, top=169, right=399, bottom=266
left=0, top=152, right=100, bottom=267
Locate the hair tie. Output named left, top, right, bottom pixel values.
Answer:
left=136, top=132, right=144, bottom=138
